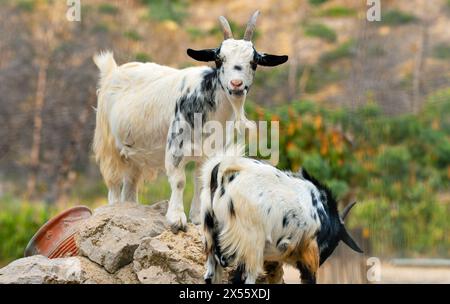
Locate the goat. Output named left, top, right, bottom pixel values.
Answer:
left=92, top=11, right=288, bottom=232
left=200, top=148, right=363, bottom=284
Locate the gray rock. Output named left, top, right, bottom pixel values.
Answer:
left=76, top=201, right=168, bottom=273
left=0, top=255, right=117, bottom=284
left=133, top=224, right=208, bottom=284
left=0, top=200, right=236, bottom=284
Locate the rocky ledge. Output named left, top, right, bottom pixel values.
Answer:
left=0, top=201, right=224, bottom=284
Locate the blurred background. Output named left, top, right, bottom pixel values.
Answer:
left=0, top=0, right=449, bottom=282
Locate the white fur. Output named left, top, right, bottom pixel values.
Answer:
left=200, top=149, right=323, bottom=283
left=93, top=40, right=257, bottom=230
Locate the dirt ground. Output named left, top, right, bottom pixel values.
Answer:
left=283, top=264, right=450, bottom=284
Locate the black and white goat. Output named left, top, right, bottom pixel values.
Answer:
left=92, top=11, right=288, bottom=232
left=200, top=149, right=363, bottom=284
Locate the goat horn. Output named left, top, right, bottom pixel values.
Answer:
left=341, top=201, right=357, bottom=220
left=243, top=10, right=260, bottom=41
left=219, top=16, right=233, bottom=40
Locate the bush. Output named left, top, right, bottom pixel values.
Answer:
left=141, top=0, right=188, bottom=24
left=98, top=3, right=119, bottom=15
left=432, top=43, right=450, bottom=60
left=304, top=23, right=337, bottom=43
left=319, top=6, right=357, bottom=18
left=309, top=0, right=328, bottom=6
left=124, top=30, right=143, bottom=41
left=320, top=40, right=356, bottom=63
left=0, top=198, right=54, bottom=267
left=381, top=10, right=417, bottom=26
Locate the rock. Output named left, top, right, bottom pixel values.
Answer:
left=0, top=255, right=116, bottom=284
left=76, top=201, right=168, bottom=273
left=133, top=224, right=206, bottom=284
left=0, top=200, right=235, bottom=284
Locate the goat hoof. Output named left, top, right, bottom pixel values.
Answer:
left=189, top=215, right=201, bottom=226
left=166, top=210, right=187, bottom=233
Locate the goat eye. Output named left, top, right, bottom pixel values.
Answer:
left=250, top=61, right=257, bottom=70
left=215, top=56, right=223, bottom=67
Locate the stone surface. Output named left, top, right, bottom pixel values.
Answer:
left=133, top=224, right=206, bottom=284
left=76, top=201, right=168, bottom=273
left=0, top=200, right=234, bottom=284
left=0, top=255, right=116, bottom=284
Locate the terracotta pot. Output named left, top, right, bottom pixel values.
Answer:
left=24, top=206, right=92, bottom=258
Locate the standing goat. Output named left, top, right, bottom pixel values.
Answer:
left=92, top=11, right=288, bottom=232
left=200, top=149, right=363, bottom=284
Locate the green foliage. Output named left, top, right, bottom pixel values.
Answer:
left=16, top=0, right=35, bottom=12
left=0, top=197, right=54, bottom=266
left=318, top=6, right=357, bottom=18
left=98, top=3, right=120, bottom=15
left=320, top=40, right=356, bottom=64
left=124, top=30, right=143, bottom=41
left=432, top=43, right=450, bottom=60
left=92, top=23, right=109, bottom=33
left=309, top=0, right=329, bottom=6
left=135, top=52, right=151, bottom=62
left=381, top=10, right=417, bottom=26
left=304, top=23, right=337, bottom=43
left=141, top=0, right=188, bottom=24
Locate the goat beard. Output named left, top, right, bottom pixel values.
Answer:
left=229, top=95, right=256, bottom=133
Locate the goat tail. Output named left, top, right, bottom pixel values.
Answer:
left=93, top=50, right=117, bottom=79
left=201, top=144, right=245, bottom=189
left=92, top=51, right=124, bottom=189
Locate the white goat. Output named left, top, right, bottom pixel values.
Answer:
left=200, top=148, right=363, bottom=284
left=93, top=11, right=288, bottom=232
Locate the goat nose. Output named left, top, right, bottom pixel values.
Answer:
left=230, top=79, right=243, bottom=88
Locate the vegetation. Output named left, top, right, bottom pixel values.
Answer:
left=381, top=10, right=417, bottom=26
left=432, top=43, right=450, bottom=60
left=246, top=89, right=450, bottom=257
left=304, top=23, right=337, bottom=43
left=318, top=6, right=357, bottom=18
left=141, top=0, right=188, bottom=23
left=309, top=0, right=329, bottom=6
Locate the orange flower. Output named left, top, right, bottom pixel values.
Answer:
left=314, top=115, right=323, bottom=130
left=287, top=122, right=295, bottom=135
left=286, top=141, right=295, bottom=152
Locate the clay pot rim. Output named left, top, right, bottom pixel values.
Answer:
left=24, top=205, right=92, bottom=257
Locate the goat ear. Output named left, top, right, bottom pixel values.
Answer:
left=187, top=48, right=217, bottom=62
left=256, top=53, right=288, bottom=67
left=340, top=227, right=363, bottom=253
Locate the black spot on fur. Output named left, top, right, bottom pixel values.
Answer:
left=282, top=214, right=289, bottom=228
left=234, top=65, right=242, bottom=71
left=220, top=186, right=225, bottom=197
left=228, top=173, right=237, bottom=183
left=229, top=199, right=235, bottom=218
left=267, top=206, right=271, bottom=214
left=297, top=261, right=316, bottom=284
left=177, top=181, right=184, bottom=189
left=204, top=210, right=215, bottom=231
left=230, top=264, right=246, bottom=284
left=177, top=68, right=218, bottom=128
left=301, top=168, right=343, bottom=265
left=179, top=139, right=183, bottom=149
left=311, top=191, right=319, bottom=207
left=210, top=163, right=220, bottom=203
